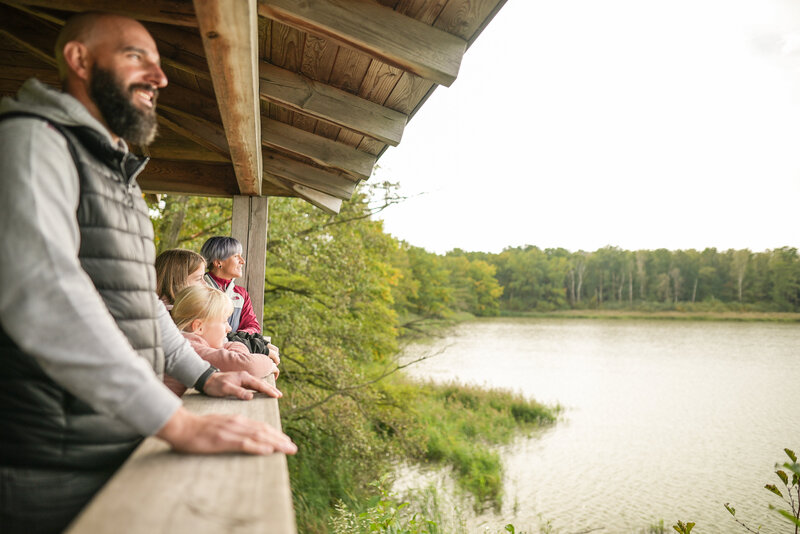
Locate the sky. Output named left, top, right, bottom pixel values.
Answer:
left=375, top=0, right=800, bottom=254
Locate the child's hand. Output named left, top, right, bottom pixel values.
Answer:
left=266, top=343, right=280, bottom=365
left=266, top=359, right=279, bottom=380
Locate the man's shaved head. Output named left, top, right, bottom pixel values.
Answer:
left=55, top=12, right=133, bottom=80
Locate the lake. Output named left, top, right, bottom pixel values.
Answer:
left=397, top=318, right=800, bottom=533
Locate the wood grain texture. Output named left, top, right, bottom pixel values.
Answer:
left=231, top=195, right=268, bottom=327
left=158, top=107, right=230, bottom=157
left=263, top=149, right=358, bottom=199
left=327, top=46, right=372, bottom=94
left=259, top=61, right=406, bottom=145
left=0, top=3, right=58, bottom=67
left=65, top=388, right=296, bottom=534
left=269, top=20, right=304, bottom=71
left=291, top=183, right=343, bottom=214
left=144, top=22, right=211, bottom=80
left=137, top=160, right=240, bottom=196
left=14, top=0, right=198, bottom=26
left=194, top=0, right=262, bottom=195
left=261, top=116, right=375, bottom=179
left=258, top=0, right=466, bottom=86
left=145, top=129, right=231, bottom=162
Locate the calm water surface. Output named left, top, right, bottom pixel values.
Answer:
left=398, top=318, right=800, bottom=533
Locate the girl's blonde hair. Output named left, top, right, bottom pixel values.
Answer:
left=171, top=285, right=233, bottom=332
left=155, top=249, right=206, bottom=305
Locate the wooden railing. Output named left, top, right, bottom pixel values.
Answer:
left=65, top=384, right=296, bottom=534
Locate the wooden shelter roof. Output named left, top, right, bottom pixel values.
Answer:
left=0, top=0, right=506, bottom=214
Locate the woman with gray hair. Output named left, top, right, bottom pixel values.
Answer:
left=200, top=236, right=260, bottom=334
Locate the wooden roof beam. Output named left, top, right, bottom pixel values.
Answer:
left=13, top=0, right=198, bottom=27
left=262, top=149, right=357, bottom=200
left=261, top=117, right=375, bottom=180
left=263, top=173, right=343, bottom=214
left=157, top=107, right=230, bottom=158
left=259, top=62, right=407, bottom=146
left=138, top=160, right=239, bottom=196
left=258, top=0, right=467, bottom=87
left=0, top=4, right=58, bottom=67
left=194, top=0, right=262, bottom=196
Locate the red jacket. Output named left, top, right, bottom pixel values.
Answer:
left=206, top=272, right=261, bottom=334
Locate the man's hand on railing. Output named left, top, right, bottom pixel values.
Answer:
left=156, top=407, right=298, bottom=455
left=203, top=370, right=282, bottom=399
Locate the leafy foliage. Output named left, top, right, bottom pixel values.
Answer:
left=725, top=448, right=800, bottom=534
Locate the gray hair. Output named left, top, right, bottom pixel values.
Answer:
left=200, top=236, right=242, bottom=265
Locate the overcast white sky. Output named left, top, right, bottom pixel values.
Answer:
left=375, top=0, right=800, bottom=254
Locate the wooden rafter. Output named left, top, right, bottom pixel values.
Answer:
left=157, top=107, right=229, bottom=157
left=145, top=131, right=230, bottom=163
left=0, top=3, right=58, bottom=67
left=194, top=0, right=262, bottom=196
left=143, top=22, right=211, bottom=80
left=261, top=116, right=375, bottom=180
left=138, top=160, right=239, bottom=196
left=12, top=0, right=198, bottom=26
left=258, top=0, right=467, bottom=87
left=259, top=61, right=407, bottom=146
left=263, top=173, right=343, bottom=214
left=263, top=149, right=357, bottom=200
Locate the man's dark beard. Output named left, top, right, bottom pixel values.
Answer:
left=89, top=65, right=159, bottom=146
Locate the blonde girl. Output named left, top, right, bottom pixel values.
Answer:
left=165, top=285, right=279, bottom=396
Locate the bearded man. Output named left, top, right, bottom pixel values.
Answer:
left=0, top=12, right=296, bottom=533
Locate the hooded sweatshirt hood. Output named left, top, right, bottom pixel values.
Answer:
left=0, top=78, right=116, bottom=145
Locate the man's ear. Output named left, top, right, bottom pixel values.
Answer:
left=191, top=318, right=204, bottom=334
left=62, top=41, right=91, bottom=81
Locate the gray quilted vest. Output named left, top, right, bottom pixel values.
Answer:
left=0, top=114, right=164, bottom=470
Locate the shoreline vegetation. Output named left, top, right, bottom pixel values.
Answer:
left=147, top=183, right=800, bottom=533
left=500, top=309, right=800, bottom=322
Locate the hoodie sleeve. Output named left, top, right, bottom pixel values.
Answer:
left=0, top=116, right=181, bottom=436
left=185, top=335, right=276, bottom=378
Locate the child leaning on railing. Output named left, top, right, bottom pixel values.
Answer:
left=164, top=285, right=280, bottom=396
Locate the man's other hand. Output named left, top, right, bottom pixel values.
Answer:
left=156, top=407, right=297, bottom=455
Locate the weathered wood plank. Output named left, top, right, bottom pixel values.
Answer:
left=396, top=0, right=448, bottom=23
left=231, top=196, right=268, bottom=329
left=300, top=34, right=337, bottom=82
left=194, top=0, right=262, bottom=196
left=261, top=116, right=375, bottom=180
left=258, top=0, right=466, bottom=87
left=137, top=160, right=240, bottom=196
left=14, top=0, right=198, bottom=27
left=143, top=22, right=211, bottom=81
left=269, top=20, right=304, bottom=71
left=435, top=0, right=504, bottom=41
left=65, top=388, right=296, bottom=534
left=291, top=183, right=343, bottom=214
left=0, top=3, right=58, bottom=68
left=263, top=149, right=357, bottom=199
left=259, top=62, right=406, bottom=146
left=158, top=107, right=230, bottom=158
left=145, top=129, right=231, bottom=162
left=327, top=46, right=371, bottom=94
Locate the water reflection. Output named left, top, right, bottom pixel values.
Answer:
left=399, top=318, right=800, bottom=533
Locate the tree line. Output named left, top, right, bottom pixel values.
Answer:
left=453, top=245, right=800, bottom=313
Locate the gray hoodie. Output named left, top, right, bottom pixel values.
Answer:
left=0, top=78, right=209, bottom=436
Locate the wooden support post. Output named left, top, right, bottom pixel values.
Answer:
left=231, top=196, right=268, bottom=330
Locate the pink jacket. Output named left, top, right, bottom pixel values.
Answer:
left=164, top=332, right=278, bottom=396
